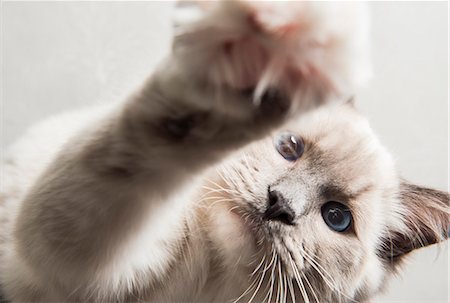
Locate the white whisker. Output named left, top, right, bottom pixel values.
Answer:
left=289, top=257, right=310, bottom=303
left=302, top=250, right=359, bottom=303
left=247, top=255, right=270, bottom=303
left=275, top=259, right=282, bottom=303
left=251, top=254, right=267, bottom=276
left=302, top=271, right=319, bottom=303
left=287, top=274, right=296, bottom=303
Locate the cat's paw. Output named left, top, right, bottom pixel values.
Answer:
left=172, top=0, right=371, bottom=114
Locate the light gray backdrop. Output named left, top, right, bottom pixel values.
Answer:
left=2, top=2, right=448, bottom=302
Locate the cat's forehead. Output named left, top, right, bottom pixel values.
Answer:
left=286, top=103, right=396, bottom=193
left=290, top=102, right=370, bottom=143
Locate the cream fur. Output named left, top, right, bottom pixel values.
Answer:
left=1, top=2, right=448, bottom=303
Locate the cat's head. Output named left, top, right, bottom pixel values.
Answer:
left=207, top=101, right=449, bottom=302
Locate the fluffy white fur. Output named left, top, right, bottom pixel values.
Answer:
left=0, top=2, right=448, bottom=302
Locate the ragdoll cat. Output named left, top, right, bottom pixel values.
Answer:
left=0, top=1, right=448, bottom=302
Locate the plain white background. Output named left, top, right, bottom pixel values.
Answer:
left=2, top=2, right=448, bottom=302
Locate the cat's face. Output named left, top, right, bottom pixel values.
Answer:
left=208, top=102, right=448, bottom=302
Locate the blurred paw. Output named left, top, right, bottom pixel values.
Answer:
left=172, top=0, right=371, bottom=110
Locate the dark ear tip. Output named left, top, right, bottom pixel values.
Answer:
left=378, top=181, right=450, bottom=264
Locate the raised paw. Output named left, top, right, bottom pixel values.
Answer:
left=149, top=0, right=371, bottom=148
left=172, top=0, right=371, bottom=114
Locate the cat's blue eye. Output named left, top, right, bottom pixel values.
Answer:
left=321, top=202, right=352, bottom=232
left=274, top=133, right=304, bottom=161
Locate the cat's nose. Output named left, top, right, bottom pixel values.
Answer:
left=265, top=189, right=296, bottom=225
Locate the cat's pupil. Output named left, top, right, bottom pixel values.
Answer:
left=281, top=143, right=295, bottom=155
left=328, top=208, right=343, bottom=225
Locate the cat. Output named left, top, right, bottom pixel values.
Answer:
left=0, top=1, right=448, bottom=302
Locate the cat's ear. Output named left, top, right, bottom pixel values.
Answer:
left=379, top=181, right=449, bottom=265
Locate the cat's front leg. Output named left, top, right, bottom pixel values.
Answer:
left=120, top=0, right=371, bottom=176
left=7, top=2, right=370, bottom=302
